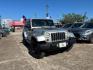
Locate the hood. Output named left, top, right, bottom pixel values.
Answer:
left=32, top=27, right=67, bottom=36
left=69, top=28, right=92, bottom=33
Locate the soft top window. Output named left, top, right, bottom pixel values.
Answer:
left=32, top=19, right=54, bottom=27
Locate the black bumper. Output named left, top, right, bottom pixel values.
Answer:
left=38, top=37, right=76, bottom=50
left=78, top=35, right=90, bottom=41
left=73, top=32, right=90, bottom=41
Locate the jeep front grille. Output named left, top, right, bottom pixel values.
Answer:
left=51, top=32, right=65, bottom=42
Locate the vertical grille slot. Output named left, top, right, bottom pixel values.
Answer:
left=51, top=32, right=65, bottom=42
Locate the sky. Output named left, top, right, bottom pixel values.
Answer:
left=0, top=0, right=93, bottom=20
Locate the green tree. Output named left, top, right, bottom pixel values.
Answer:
left=59, top=13, right=87, bottom=24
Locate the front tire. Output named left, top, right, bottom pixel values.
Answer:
left=65, top=38, right=76, bottom=52
left=90, top=37, right=93, bottom=43
left=0, top=34, right=2, bottom=39
left=30, top=38, right=45, bottom=59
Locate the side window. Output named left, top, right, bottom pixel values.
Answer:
left=89, top=24, right=93, bottom=28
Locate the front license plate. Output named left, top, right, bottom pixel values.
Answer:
left=58, top=42, right=67, bottom=48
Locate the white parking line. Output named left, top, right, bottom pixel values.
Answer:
left=0, top=57, right=28, bottom=64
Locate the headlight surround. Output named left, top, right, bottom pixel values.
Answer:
left=36, top=36, right=46, bottom=42
left=44, top=32, right=50, bottom=38
left=83, top=30, right=92, bottom=35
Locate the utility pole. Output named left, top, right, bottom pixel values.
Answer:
left=46, top=4, right=49, bottom=17
left=0, top=16, right=1, bottom=26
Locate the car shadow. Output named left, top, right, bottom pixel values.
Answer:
left=76, top=40, right=90, bottom=44
left=45, top=48, right=68, bottom=57
left=21, top=40, right=69, bottom=59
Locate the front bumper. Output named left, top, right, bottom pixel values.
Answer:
left=73, top=32, right=90, bottom=41
left=78, top=35, right=90, bottom=41
left=38, top=37, right=76, bottom=50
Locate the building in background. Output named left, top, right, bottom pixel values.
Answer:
left=11, top=20, right=24, bottom=27
left=1, top=19, right=13, bottom=29
left=0, top=16, right=26, bottom=32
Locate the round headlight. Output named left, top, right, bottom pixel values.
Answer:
left=83, top=30, right=92, bottom=35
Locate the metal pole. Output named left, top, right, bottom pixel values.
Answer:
left=0, top=16, right=1, bottom=26
left=46, top=4, right=49, bottom=17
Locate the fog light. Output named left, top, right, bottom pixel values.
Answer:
left=46, top=39, right=49, bottom=41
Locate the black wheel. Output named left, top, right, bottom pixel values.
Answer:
left=30, top=50, right=45, bottom=59
left=2, top=33, right=4, bottom=37
left=2, top=33, right=7, bottom=37
left=30, top=38, right=45, bottom=59
left=65, top=44, right=73, bottom=52
left=65, top=38, right=75, bottom=52
left=90, top=37, right=93, bottom=43
left=0, top=34, right=2, bottom=39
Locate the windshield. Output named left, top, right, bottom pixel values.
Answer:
left=62, top=24, right=72, bottom=28
left=81, top=23, right=93, bottom=28
left=71, top=23, right=83, bottom=28
left=32, top=19, right=54, bottom=27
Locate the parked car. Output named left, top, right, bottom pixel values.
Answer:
left=55, top=24, right=63, bottom=28
left=0, top=27, right=10, bottom=37
left=55, top=23, right=62, bottom=28
left=62, top=23, right=73, bottom=28
left=0, top=28, right=2, bottom=39
left=22, top=19, right=76, bottom=58
left=3, top=27, right=10, bottom=35
left=0, top=25, right=2, bottom=39
left=70, top=23, right=83, bottom=28
left=0, top=26, right=4, bottom=38
left=68, top=23, right=84, bottom=32
left=70, top=23, right=93, bottom=43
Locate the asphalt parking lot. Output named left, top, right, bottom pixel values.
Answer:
left=0, top=32, right=93, bottom=70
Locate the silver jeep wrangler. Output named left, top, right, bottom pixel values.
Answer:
left=22, top=19, right=75, bottom=58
